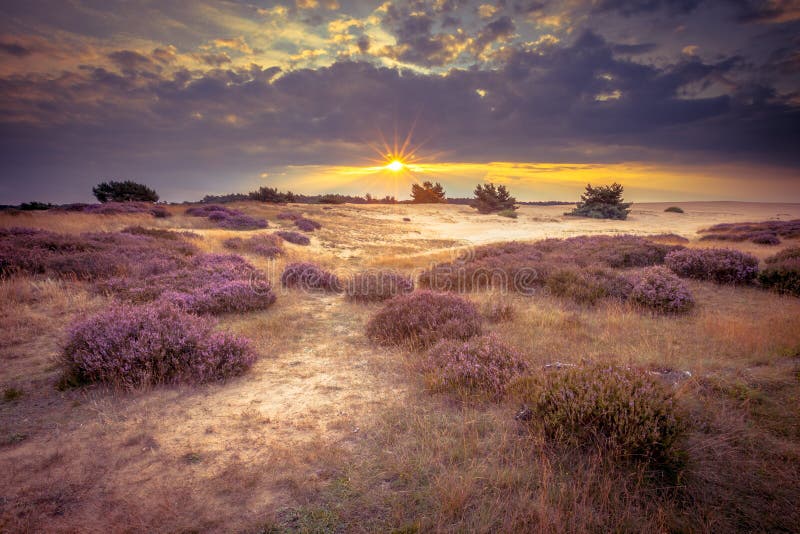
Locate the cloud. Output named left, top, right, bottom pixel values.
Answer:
left=0, top=40, right=32, bottom=57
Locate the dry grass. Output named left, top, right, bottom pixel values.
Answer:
left=2, top=201, right=800, bottom=532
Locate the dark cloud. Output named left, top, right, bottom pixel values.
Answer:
left=0, top=40, right=32, bottom=57
left=592, top=0, right=703, bottom=16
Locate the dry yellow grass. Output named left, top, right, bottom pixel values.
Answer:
left=1, top=201, right=799, bottom=532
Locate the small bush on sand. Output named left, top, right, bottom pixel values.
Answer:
left=565, top=183, right=632, bottom=220
left=629, top=266, right=694, bottom=313
left=281, top=262, right=341, bottom=292
left=345, top=270, right=413, bottom=303
left=665, top=248, right=758, bottom=284
left=471, top=183, right=517, bottom=214
left=163, top=280, right=276, bottom=315
left=276, top=230, right=310, bottom=245
left=546, top=268, right=633, bottom=305
left=276, top=211, right=302, bottom=221
left=294, top=218, right=322, bottom=232
left=223, top=234, right=283, bottom=258
left=61, top=302, right=256, bottom=389
left=759, top=248, right=800, bottom=296
left=750, top=232, right=780, bottom=245
left=664, top=206, right=684, bottom=213
left=423, top=334, right=529, bottom=399
left=366, top=290, right=481, bottom=349
left=513, top=366, right=685, bottom=468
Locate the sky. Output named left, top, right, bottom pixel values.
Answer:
left=1, top=0, right=799, bottom=203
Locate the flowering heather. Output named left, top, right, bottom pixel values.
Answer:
left=345, top=270, right=414, bottom=303
left=0, top=227, right=196, bottom=280
left=758, top=249, right=800, bottom=296
left=184, top=204, right=268, bottom=230
left=294, top=217, right=322, bottom=232
left=61, top=301, right=256, bottom=389
left=366, top=290, right=482, bottom=349
left=122, top=226, right=200, bottom=240
left=665, top=248, right=759, bottom=284
left=223, top=234, right=284, bottom=258
left=275, top=230, right=310, bottom=245
left=54, top=202, right=170, bottom=218
left=102, top=253, right=276, bottom=314
left=418, top=236, right=681, bottom=293
left=629, top=266, right=694, bottom=313
left=276, top=211, right=303, bottom=221
left=280, top=262, right=341, bottom=292
left=545, top=267, right=633, bottom=305
left=700, top=219, right=800, bottom=239
left=513, top=366, right=686, bottom=468
left=423, top=334, right=529, bottom=399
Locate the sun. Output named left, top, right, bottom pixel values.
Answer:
left=386, top=159, right=405, bottom=172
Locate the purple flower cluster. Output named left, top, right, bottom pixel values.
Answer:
left=629, top=266, right=695, bottom=313
left=418, top=236, right=682, bottom=293
left=345, top=270, right=414, bottom=303
left=424, top=334, right=529, bottom=399
left=366, top=290, right=482, bottom=349
left=698, top=219, right=800, bottom=245
left=758, top=247, right=800, bottom=296
left=294, top=217, right=322, bottom=232
left=275, top=230, right=310, bottom=246
left=61, top=301, right=256, bottom=389
left=0, top=227, right=196, bottom=280
left=665, top=248, right=759, bottom=284
left=280, top=262, right=341, bottom=292
left=184, top=204, right=268, bottom=230
left=515, top=366, right=685, bottom=467
left=55, top=202, right=170, bottom=218
left=276, top=211, right=302, bottom=221
left=103, top=253, right=276, bottom=314
left=223, top=234, right=284, bottom=258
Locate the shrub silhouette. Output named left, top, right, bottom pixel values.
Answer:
left=92, top=180, right=159, bottom=203
left=366, top=290, right=481, bottom=349
left=410, top=181, right=446, bottom=203
left=345, top=270, right=413, bottom=303
left=61, top=302, right=256, bottom=389
left=423, top=334, right=529, bottom=399
left=566, top=182, right=631, bottom=220
left=629, top=266, right=694, bottom=313
left=664, top=206, right=684, bottom=213
left=513, top=366, right=686, bottom=468
left=472, top=183, right=517, bottom=214
left=248, top=186, right=296, bottom=203
left=665, top=248, right=758, bottom=284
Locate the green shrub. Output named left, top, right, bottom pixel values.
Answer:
left=664, top=206, right=684, bottom=213
left=513, top=366, right=686, bottom=468
left=565, top=182, right=631, bottom=220
left=472, top=183, right=517, bottom=214
left=758, top=256, right=800, bottom=297
left=498, top=209, right=518, bottom=219
left=92, top=180, right=159, bottom=203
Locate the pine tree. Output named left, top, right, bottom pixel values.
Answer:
left=566, top=182, right=632, bottom=220
left=471, top=183, right=517, bottom=214
left=410, top=181, right=447, bottom=203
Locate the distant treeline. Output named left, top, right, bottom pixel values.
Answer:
left=198, top=187, right=570, bottom=206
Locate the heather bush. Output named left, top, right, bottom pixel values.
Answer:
left=100, top=253, right=276, bottom=314
left=276, top=211, right=302, bottom=221
left=281, top=262, right=341, bottom=292
left=513, top=366, right=686, bottom=468
left=750, top=232, right=780, bottom=245
left=122, top=226, right=198, bottom=240
left=698, top=219, right=800, bottom=244
left=665, top=248, right=758, bottom=284
left=423, top=334, right=529, bottom=399
left=545, top=268, right=633, bottom=305
left=185, top=204, right=267, bottom=230
left=758, top=250, right=800, bottom=296
left=366, top=290, right=482, bottom=349
left=223, top=234, right=284, bottom=258
left=52, top=202, right=170, bottom=217
left=294, top=217, right=322, bottom=232
left=61, top=301, right=256, bottom=389
left=345, top=270, right=413, bottom=303
left=629, top=266, right=694, bottom=313
left=418, top=236, right=678, bottom=294
left=276, top=230, right=310, bottom=245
